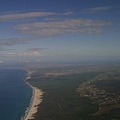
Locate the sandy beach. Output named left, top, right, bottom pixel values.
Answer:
left=24, top=71, right=43, bottom=120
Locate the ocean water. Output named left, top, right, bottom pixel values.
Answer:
left=0, top=69, right=32, bottom=120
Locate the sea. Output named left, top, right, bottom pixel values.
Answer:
left=0, top=69, right=32, bottom=120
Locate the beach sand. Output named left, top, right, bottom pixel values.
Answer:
left=24, top=71, right=43, bottom=120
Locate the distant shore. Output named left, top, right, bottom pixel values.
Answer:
left=23, top=70, right=43, bottom=120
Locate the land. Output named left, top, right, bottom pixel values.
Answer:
left=24, top=71, right=44, bottom=120
left=24, top=63, right=120, bottom=120
left=77, top=72, right=120, bottom=119
left=24, top=84, right=43, bottom=120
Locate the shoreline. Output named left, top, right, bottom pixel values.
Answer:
left=23, top=70, right=43, bottom=120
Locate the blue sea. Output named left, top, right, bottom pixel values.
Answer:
left=0, top=69, right=32, bottom=120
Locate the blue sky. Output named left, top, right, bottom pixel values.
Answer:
left=0, top=0, right=120, bottom=63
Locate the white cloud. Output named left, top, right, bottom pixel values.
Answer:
left=62, top=11, right=74, bottom=15
left=5, top=52, right=17, bottom=56
left=36, top=59, right=41, bottom=62
left=44, top=17, right=61, bottom=21
left=25, top=60, right=29, bottom=63
left=83, top=5, right=120, bottom=14
left=27, top=47, right=48, bottom=51
left=0, top=60, right=3, bottom=63
left=0, top=11, right=74, bottom=22
left=0, top=11, right=56, bottom=22
left=4, top=51, right=43, bottom=57
left=15, top=18, right=111, bottom=36
left=85, top=6, right=110, bottom=13
left=0, top=37, right=39, bottom=46
left=22, top=51, right=41, bottom=57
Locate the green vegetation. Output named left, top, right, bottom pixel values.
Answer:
left=26, top=64, right=120, bottom=120
left=27, top=67, right=100, bottom=120
left=77, top=72, right=120, bottom=120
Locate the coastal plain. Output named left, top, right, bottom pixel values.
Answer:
left=25, top=63, right=120, bottom=120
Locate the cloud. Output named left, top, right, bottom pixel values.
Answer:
left=36, top=59, right=41, bottom=62
left=0, top=11, right=74, bottom=22
left=0, top=60, right=3, bottom=63
left=0, top=37, right=39, bottom=46
left=0, top=11, right=56, bottom=22
left=0, top=47, right=15, bottom=51
left=0, top=10, right=113, bottom=48
left=85, top=6, right=110, bottom=13
left=27, top=47, right=48, bottom=51
left=83, top=5, right=120, bottom=14
left=5, top=52, right=17, bottom=56
left=44, top=17, right=61, bottom=21
left=62, top=11, right=74, bottom=15
left=15, top=18, right=111, bottom=36
left=0, top=41, right=25, bottom=46
left=3, top=51, right=43, bottom=57
left=24, top=60, right=29, bottom=63
left=22, top=51, right=41, bottom=57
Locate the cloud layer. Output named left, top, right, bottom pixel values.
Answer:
left=0, top=37, right=39, bottom=46
left=0, top=7, right=115, bottom=48
left=27, top=47, right=48, bottom=51
left=0, top=11, right=56, bottom=22
left=15, top=19, right=111, bottom=36
left=2, top=51, right=42, bottom=57
left=84, top=6, right=110, bottom=13
left=83, top=5, right=120, bottom=14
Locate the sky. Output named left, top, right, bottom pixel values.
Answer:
left=0, top=0, right=120, bottom=64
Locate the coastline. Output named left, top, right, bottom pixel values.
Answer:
left=23, top=70, right=43, bottom=120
